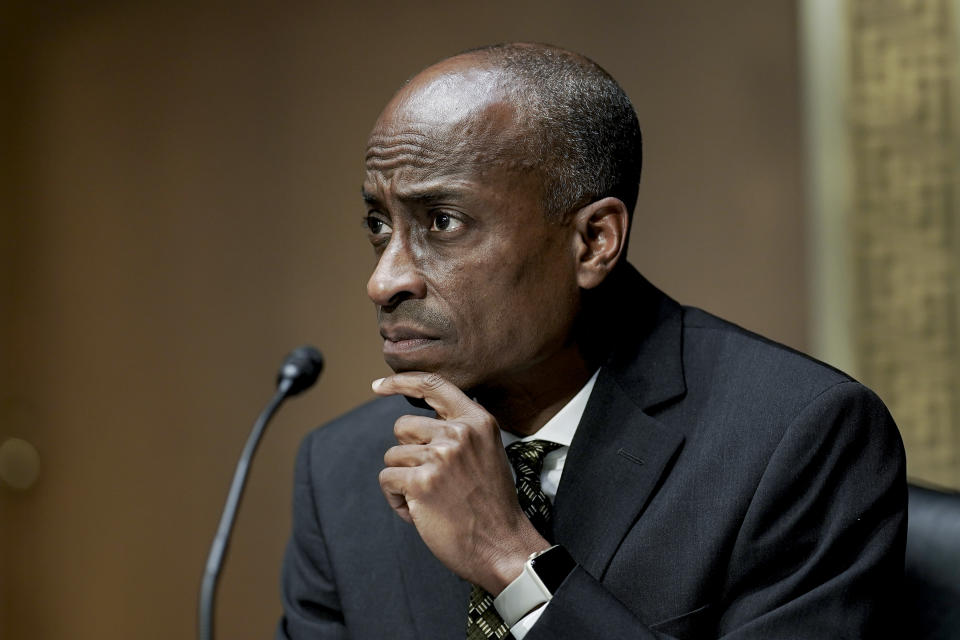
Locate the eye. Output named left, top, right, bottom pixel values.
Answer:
left=364, top=214, right=392, bottom=236
left=429, top=212, right=463, bottom=232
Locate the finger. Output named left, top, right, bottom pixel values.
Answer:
left=384, top=443, right=432, bottom=467
left=378, top=467, right=414, bottom=523
left=378, top=465, right=413, bottom=496
left=393, top=414, right=446, bottom=445
left=372, top=372, right=478, bottom=420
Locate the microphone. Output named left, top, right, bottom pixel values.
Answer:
left=276, top=345, right=324, bottom=397
left=198, top=346, right=324, bottom=640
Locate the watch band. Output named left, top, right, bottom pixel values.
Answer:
left=493, top=545, right=576, bottom=627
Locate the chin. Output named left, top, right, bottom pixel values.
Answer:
left=383, top=356, right=479, bottom=392
left=384, top=353, right=438, bottom=375
left=384, top=356, right=449, bottom=380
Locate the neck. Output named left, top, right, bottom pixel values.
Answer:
left=474, top=347, right=595, bottom=437
left=472, top=267, right=626, bottom=436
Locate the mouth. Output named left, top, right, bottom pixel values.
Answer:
left=380, top=325, right=440, bottom=355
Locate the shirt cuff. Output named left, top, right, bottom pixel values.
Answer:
left=509, top=602, right=547, bottom=639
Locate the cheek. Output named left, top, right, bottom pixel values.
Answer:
left=461, top=242, right=576, bottom=354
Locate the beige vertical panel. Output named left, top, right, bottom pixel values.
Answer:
left=847, top=0, right=960, bottom=489
left=800, top=0, right=856, bottom=374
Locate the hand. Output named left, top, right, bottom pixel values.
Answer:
left=374, top=372, right=551, bottom=594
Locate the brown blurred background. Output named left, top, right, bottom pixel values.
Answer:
left=1, top=1, right=956, bottom=639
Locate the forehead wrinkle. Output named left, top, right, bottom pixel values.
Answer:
left=366, top=127, right=447, bottom=169
left=366, top=127, right=528, bottom=177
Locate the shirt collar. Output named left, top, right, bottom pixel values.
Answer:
left=500, top=368, right=600, bottom=448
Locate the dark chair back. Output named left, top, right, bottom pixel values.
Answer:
left=905, top=483, right=960, bottom=640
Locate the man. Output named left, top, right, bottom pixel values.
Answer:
left=277, top=43, right=905, bottom=639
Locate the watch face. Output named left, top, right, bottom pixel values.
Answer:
left=529, top=546, right=576, bottom=593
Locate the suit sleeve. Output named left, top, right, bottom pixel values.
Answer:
left=524, top=381, right=907, bottom=639
left=276, top=432, right=350, bottom=640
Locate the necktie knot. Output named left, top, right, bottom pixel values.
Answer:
left=506, top=439, right=562, bottom=481
left=504, top=439, right=562, bottom=543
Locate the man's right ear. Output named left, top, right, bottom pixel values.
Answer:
left=571, top=197, right=629, bottom=290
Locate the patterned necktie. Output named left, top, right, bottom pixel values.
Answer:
left=466, top=440, right=563, bottom=639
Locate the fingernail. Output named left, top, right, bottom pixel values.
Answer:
left=372, top=378, right=385, bottom=391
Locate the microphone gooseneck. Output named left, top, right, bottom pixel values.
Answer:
left=198, top=346, right=324, bottom=640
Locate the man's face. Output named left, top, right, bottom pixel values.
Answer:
left=362, top=63, right=581, bottom=394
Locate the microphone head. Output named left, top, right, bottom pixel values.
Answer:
left=277, top=345, right=324, bottom=397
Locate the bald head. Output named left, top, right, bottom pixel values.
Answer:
left=369, top=43, right=643, bottom=221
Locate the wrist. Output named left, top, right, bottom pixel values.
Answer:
left=487, top=528, right=551, bottom=595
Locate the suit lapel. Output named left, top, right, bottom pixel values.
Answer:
left=392, top=504, right=470, bottom=638
left=553, top=368, right=684, bottom=578
left=554, top=265, right=688, bottom=578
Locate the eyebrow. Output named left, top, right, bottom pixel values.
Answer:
left=361, top=186, right=469, bottom=207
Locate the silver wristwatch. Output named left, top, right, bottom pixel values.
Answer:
left=493, top=545, right=576, bottom=627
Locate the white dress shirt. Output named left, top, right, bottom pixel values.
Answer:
left=497, top=369, right=600, bottom=638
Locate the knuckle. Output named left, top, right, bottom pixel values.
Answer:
left=447, top=418, right=493, bottom=444
left=416, top=467, right=440, bottom=492
left=431, top=441, right=453, bottom=463
left=446, top=420, right=469, bottom=440
left=477, top=414, right=498, bottom=435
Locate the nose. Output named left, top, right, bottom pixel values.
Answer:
left=366, top=237, right=427, bottom=309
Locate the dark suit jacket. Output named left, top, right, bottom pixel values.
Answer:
left=277, top=265, right=906, bottom=639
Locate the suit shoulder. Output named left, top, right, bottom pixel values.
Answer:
left=674, top=306, right=898, bottom=435
left=670, top=307, right=903, bottom=502
left=682, top=305, right=853, bottom=390
left=299, top=395, right=415, bottom=464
